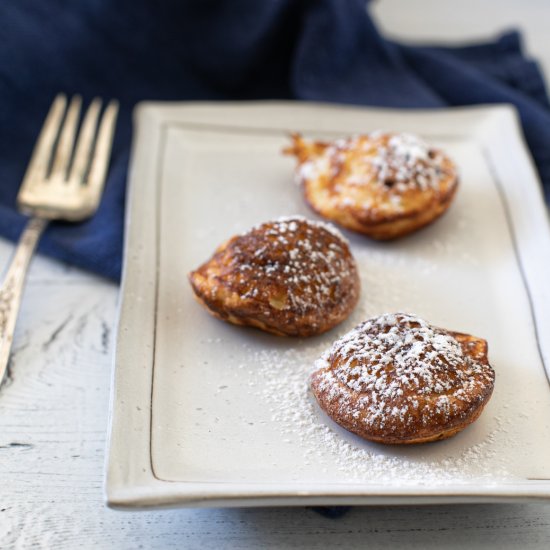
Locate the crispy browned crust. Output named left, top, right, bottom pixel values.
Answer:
left=188, top=217, right=360, bottom=337
left=310, top=319, right=495, bottom=445
left=285, top=133, right=459, bottom=240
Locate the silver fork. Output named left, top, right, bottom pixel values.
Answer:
left=0, top=94, right=118, bottom=384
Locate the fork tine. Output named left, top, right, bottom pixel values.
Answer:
left=20, top=94, right=67, bottom=189
left=69, top=98, right=102, bottom=184
left=86, top=100, right=119, bottom=190
left=50, top=95, right=82, bottom=181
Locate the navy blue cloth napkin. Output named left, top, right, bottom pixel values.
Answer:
left=1, top=0, right=550, bottom=281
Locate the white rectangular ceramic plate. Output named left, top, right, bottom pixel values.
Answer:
left=106, top=101, right=550, bottom=509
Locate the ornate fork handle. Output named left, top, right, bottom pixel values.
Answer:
left=0, top=218, right=48, bottom=383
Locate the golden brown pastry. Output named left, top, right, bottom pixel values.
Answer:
left=188, top=216, right=360, bottom=337
left=285, top=132, right=459, bottom=240
left=311, top=313, right=495, bottom=444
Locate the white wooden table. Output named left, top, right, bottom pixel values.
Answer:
left=1, top=1, right=550, bottom=547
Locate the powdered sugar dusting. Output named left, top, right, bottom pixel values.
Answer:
left=228, top=216, right=358, bottom=319
left=373, top=133, right=443, bottom=192
left=243, top=339, right=509, bottom=484
left=313, top=313, right=495, bottom=436
left=269, top=215, right=349, bottom=245
left=296, top=132, right=450, bottom=197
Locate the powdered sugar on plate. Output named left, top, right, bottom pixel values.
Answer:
left=234, top=248, right=513, bottom=485
left=243, top=337, right=510, bottom=485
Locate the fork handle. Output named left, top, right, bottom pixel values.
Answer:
left=0, top=217, right=48, bottom=385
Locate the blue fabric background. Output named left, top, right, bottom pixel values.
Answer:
left=1, top=0, right=549, bottom=281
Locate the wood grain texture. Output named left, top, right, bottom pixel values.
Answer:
left=2, top=1, right=550, bottom=547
